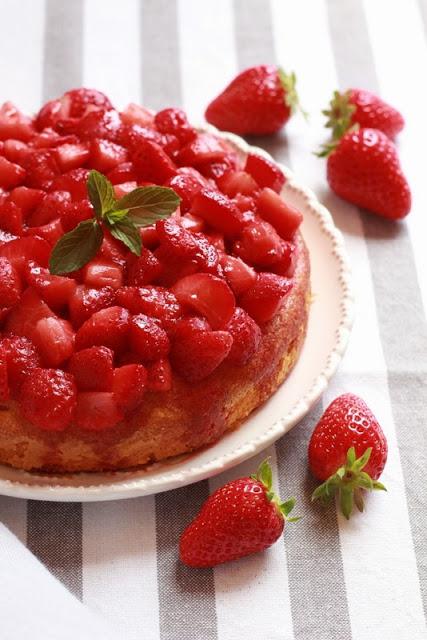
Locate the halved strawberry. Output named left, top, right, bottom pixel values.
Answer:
left=0, top=201, right=23, bottom=235
left=8, top=186, right=44, bottom=215
left=119, top=123, right=163, bottom=152
left=60, top=199, right=93, bottom=231
left=172, top=273, right=235, bottom=329
left=32, top=317, right=74, bottom=367
left=180, top=213, right=205, bottom=233
left=147, top=358, right=172, bottom=392
left=217, top=171, right=258, bottom=197
left=225, top=307, right=262, bottom=366
left=132, top=138, right=177, bottom=183
left=89, top=139, right=128, bottom=172
left=106, top=161, right=137, bottom=184
left=198, top=154, right=238, bottom=180
left=0, top=156, right=26, bottom=189
left=0, top=102, right=35, bottom=141
left=24, top=261, right=76, bottom=310
left=31, top=129, right=78, bottom=149
left=233, top=220, right=286, bottom=267
left=1, top=335, right=41, bottom=391
left=75, top=391, right=123, bottom=430
left=113, top=181, right=137, bottom=198
left=27, top=218, right=65, bottom=246
left=244, top=154, right=285, bottom=193
left=154, top=108, right=196, bottom=144
left=0, top=256, right=21, bottom=307
left=64, top=88, right=113, bottom=118
left=23, top=149, right=60, bottom=189
left=233, top=193, right=256, bottom=213
left=239, top=273, right=293, bottom=324
left=0, top=234, right=51, bottom=273
left=83, top=259, right=123, bottom=290
left=113, top=364, right=147, bottom=412
left=3, top=139, right=31, bottom=164
left=127, top=249, right=162, bottom=286
left=257, top=188, right=302, bottom=239
left=121, top=103, right=154, bottom=128
left=29, top=190, right=71, bottom=226
left=165, top=167, right=209, bottom=212
left=190, top=189, right=244, bottom=237
left=69, top=109, right=122, bottom=143
left=69, top=346, right=114, bottom=391
left=69, top=285, right=116, bottom=327
left=116, top=286, right=182, bottom=327
left=139, top=224, right=159, bottom=249
left=50, top=168, right=90, bottom=200
left=99, top=230, right=127, bottom=266
left=19, top=368, right=76, bottom=431
left=75, top=306, right=130, bottom=353
left=220, top=254, right=257, bottom=295
left=5, top=287, right=54, bottom=339
left=55, top=142, right=90, bottom=172
left=170, top=318, right=232, bottom=382
left=178, top=133, right=226, bottom=166
left=129, top=314, right=170, bottom=362
left=35, top=96, right=71, bottom=131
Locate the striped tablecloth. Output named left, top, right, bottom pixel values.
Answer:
left=1, top=1, right=427, bottom=638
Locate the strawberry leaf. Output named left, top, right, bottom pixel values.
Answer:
left=118, top=186, right=180, bottom=228
left=87, top=170, right=116, bottom=219
left=108, top=218, right=142, bottom=256
left=49, top=219, right=103, bottom=275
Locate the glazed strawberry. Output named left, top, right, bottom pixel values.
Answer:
left=55, top=142, right=90, bottom=172
left=32, top=317, right=74, bottom=367
left=116, top=286, right=182, bottom=327
left=5, top=287, right=55, bottom=339
left=147, top=358, right=172, bottom=392
left=50, top=168, right=90, bottom=200
left=1, top=336, right=41, bottom=391
left=19, top=368, right=77, bottom=431
left=244, top=154, right=285, bottom=193
left=165, top=168, right=209, bottom=213
left=225, top=307, right=262, bottom=366
left=121, top=103, right=154, bottom=128
left=177, top=133, right=227, bottom=166
left=0, top=201, right=23, bottom=235
left=205, top=66, right=302, bottom=136
left=69, top=346, right=114, bottom=391
left=69, top=285, right=116, bottom=327
left=129, top=314, right=170, bottom=362
left=217, top=171, right=258, bottom=198
left=198, top=154, right=238, bottom=181
left=172, top=273, right=235, bottom=329
left=179, top=459, right=298, bottom=567
left=0, top=102, right=35, bottom=141
left=240, top=273, right=292, bottom=324
left=190, top=189, right=244, bottom=237
left=24, top=262, right=76, bottom=310
left=324, top=128, right=411, bottom=219
left=75, top=306, right=130, bottom=353
left=29, top=190, right=71, bottom=226
left=107, top=161, right=137, bottom=185
left=127, top=249, right=162, bottom=286
left=0, top=156, right=26, bottom=189
left=170, top=317, right=232, bottom=382
left=323, top=89, right=404, bottom=140
left=132, top=138, right=177, bottom=183
left=0, top=257, right=22, bottom=308
left=0, top=350, right=9, bottom=401
left=23, top=149, right=60, bottom=189
left=89, top=139, right=128, bottom=172
left=309, top=394, right=388, bottom=518
left=2, top=140, right=31, bottom=165
left=8, top=187, right=44, bottom=215
left=257, top=188, right=303, bottom=239
left=154, top=108, right=196, bottom=144
left=0, top=236, right=50, bottom=273
left=220, top=255, right=257, bottom=295
left=64, top=88, right=113, bottom=118
left=113, top=364, right=147, bottom=412
left=233, top=220, right=286, bottom=267
left=74, top=391, right=123, bottom=430
left=83, top=259, right=123, bottom=290
left=66, top=109, right=122, bottom=142
left=60, top=199, right=93, bottom=231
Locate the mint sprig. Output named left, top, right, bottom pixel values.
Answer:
left=49, top=170, right=180, bottom=275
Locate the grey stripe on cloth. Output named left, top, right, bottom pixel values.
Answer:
left=42, top=0, right=84, bottom=100
left=141, top=0, right=182, bottom=111
left=417, top=0, right=427, bottom=39
left=156, top=484, right=218, bottom=640
left=140, top=2, right=218, bottom=637
left=326, top=0, right=427, bottom=619
left=26, top=0, right=84, bottom=600
left=27, top=502, right=82, bottom=599
left=233, top=2, right=353, bottom=638
left=276, top=402, right=353, bottom=640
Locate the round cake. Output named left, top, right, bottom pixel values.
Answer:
left=0, top=89, right=310, bottom=472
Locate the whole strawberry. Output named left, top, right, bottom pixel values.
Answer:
left=309, top=393, right=387, bottom=519
left=179, top=460, right=298, bottom=567
left=322, top=127, right=411, bottom=219
left=205, top=65, right=304, bottom=136
left=323, top=89, right=404, bottom=140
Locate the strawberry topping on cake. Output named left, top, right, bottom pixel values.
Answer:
left=0, top=88, right=304, bottom=435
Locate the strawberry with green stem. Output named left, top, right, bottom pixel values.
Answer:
left=309, top=393, right=388, bottom=519
left=179, top=459, right=299, bottom=568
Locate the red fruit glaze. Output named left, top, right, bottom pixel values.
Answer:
left=0, top=350, right=9, bottom=401
left=19, top=368, right=77, bottom=431
left=0, top=257, right=22, bottom=307
left=173, top=273, right=235, bottom=329
left=113, top=364, right=147, bottom=412
left=225, top=307, right=262, bottom=366
left=240, top=273, right=292, bottom=324
left=2, top=336, right=41, bottom=391
left=74, top=391, right=123, bottom=431
left=147, top=358, right=172, bottom=392
left=69, top=346, right=114, bottom=392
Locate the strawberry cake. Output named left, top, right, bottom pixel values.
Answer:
left=0, top=89, right=310, bottom=473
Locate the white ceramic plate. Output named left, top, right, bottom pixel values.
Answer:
left=0, top=130, right=353, bottom=501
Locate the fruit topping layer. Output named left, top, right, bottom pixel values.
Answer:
left=0, top=88, right=303, bottom=433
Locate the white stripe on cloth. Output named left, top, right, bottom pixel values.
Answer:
left=82, top=497, right=159, bottom=640
left=271, top=1, right=427, bottom=638
left=179, top=2, right=295, bottom=638
left=0, top=0, right=45, bottom=110
left=83, top=0, right=141, bottom=107
left=362, top=0, right=427, bottom=319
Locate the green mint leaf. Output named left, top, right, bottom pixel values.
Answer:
left=108, top=218, right=142, bottom=256
left=117, top=186, right=180, bottom=228
left=87, top=170, right=116, bottom=219
left=105, top=208, right=129, bottom=224
left=49, top=219, right=103, bottom=275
